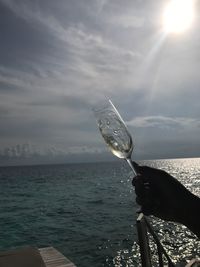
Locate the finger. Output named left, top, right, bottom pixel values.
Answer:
left=134, top=178, right=146, bottom=197
left=131, top=162, right=148, bottom=175
left=136, top=207, right=142, bottom=214
left=141, top=193, right=155, bottom=216
left=136, top=197, right=154, bottom=216
left=136, top=196, right=142, bottom=205
left=132, top=174, right=141, bottom=186
left=132, top=162, right=152, bottom=178
left=133, top=174, right=150, bottom=186
left=138, top=166, right=153, bottom=176
left=132, top=161, right=140, bottom=173
left=141, top=205, right=153, bottom=216
left=136, top=185, right=156, bottom=212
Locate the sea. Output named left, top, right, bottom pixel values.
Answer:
left=0, top=158, right=199, bottom=267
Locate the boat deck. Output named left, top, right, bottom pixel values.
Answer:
left=39, top=247, right=76, bottom=267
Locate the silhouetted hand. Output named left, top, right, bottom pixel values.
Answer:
left=132, top=162, right=200, bottom=238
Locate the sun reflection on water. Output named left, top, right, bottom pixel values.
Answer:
left=112, top=158, right=200, bottom=267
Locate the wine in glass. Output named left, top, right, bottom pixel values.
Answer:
left=93, top=99, right=137, bottom=176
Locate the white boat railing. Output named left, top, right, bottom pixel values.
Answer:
left=137, top=213, right=176, bottom=267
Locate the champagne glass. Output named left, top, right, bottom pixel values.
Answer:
left=93, top=99, right=137, bottom=176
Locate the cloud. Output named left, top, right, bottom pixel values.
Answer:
left=109, top=14, right=144, bottom=29
left=127, top=115, right=200, bottom=129
left=0, top=0, right=200, bottom=164
left=0, top=0, right=142, bottom=98
left=0, top=68, right=34, bottom=92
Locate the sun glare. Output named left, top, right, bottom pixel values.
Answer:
left=163, top=0, right=195, bottom=34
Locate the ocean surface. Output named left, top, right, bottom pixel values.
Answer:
left=0, top=158, right=199, bottom=266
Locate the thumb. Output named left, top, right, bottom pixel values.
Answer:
left=132, top=161, right=140, bottom=173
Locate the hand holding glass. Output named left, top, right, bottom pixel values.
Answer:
left=93, top=99, right=137, bottom=176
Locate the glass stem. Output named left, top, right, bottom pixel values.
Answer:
left=126, top=157, right=137, bottom=177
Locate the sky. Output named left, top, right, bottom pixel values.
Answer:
left=0, top=0, right=200, bottom=165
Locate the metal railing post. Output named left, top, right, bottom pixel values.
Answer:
left=144, top=216, right=175, bottom=267
left=136, top=213, right=176, bottom=267
left=137, top=213, right=152, bottom=267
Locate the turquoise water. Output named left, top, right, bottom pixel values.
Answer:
left=0, top=159, right=199, bottom=266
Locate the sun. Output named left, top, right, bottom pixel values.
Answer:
left=163, top=0, right=195, bottom=34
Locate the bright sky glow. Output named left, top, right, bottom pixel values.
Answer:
left=163, top=0, right=195, bottom=33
